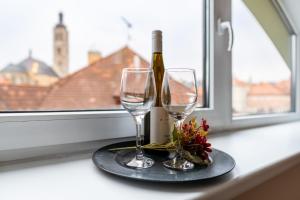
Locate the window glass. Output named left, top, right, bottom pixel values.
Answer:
left=0, top=0, right=204, bottom=111
left=232, top=0, right=292, bottom=116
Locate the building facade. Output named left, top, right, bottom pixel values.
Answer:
left=53, top=12, right=69, bottom=77
left=233, top=79, right=291, bottom=115
left=0, top=52, right=59, bottom=87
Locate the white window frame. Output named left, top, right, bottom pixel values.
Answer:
left=1, top=0, right=300, bottom=159
left=196, top=0, right=300, bottom=132
left=229, top=0, right=300, bottom=128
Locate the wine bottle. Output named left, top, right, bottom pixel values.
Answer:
left=144, top=30, right=170, bottom=144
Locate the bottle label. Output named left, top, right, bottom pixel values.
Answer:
left=150, top=107, right=170, bottom=144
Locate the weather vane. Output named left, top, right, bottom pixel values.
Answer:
left=121, top=17, right=132, bottom=44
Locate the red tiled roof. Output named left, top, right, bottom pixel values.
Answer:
left=40, top=46, right=149, bottom=110
left=167, top=78, right=202, bottom=105
left=275, top=80, right=290, bottom=94
left=0, top=76, right=11, bottom=84
left=0, top=84, right=50, bottom=111
left=248, top=81, right=290, bottom=96
left=233, top=78, right=250, bottom=87
left=233, top=78, right=290, bottom=96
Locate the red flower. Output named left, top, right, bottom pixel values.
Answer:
left=180, top=118, right=212, bottom=162
left=201, top=118, right=210, bottom=131
left=195, top=134, right=205, bottom=144
left=194, top=134, right=212, bottom=159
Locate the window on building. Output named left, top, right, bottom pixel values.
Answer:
left=232, top=0, right=294, bottom=117
left=0, top=0, right=205, bottom=112
left=56, top=48, right=61, bottom=55
left=55, top=33, right=63, bottom=41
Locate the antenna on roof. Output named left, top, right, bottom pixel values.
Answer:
left=121, top=17, right=132, bottom=45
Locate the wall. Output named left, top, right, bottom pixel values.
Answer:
left=234, top=162, right=300, bottom=200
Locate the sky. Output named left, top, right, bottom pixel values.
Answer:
left=0, top=0, right=203, bottom=73
left=0, top=0, right=291, bottom=83
left=232, top=0, right=291, bottom=83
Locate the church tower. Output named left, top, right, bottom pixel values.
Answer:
left=53, top=12, right=69, bottom=77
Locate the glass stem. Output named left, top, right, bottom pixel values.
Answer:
left=175, top=118, right=185, bottom=159
left=133, top=115, right=145, bottom=161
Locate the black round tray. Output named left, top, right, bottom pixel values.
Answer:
left=92, top=141, right=235, bottom=183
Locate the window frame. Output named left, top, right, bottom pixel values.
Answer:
left=1, top=0, right=300, bottom=160
left=230, top=0, right=300, bottom=127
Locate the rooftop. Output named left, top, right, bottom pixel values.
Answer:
left=40, top=46, right=149, bottom=110
left=1, top=54, right=59, bottom=77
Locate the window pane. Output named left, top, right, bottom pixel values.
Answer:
left=232, top=0, right=293, bottom=116
left=0, top=0, right=204, bottom=112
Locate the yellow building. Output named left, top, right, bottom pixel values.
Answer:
left=0, top=52, right=59, bottom=86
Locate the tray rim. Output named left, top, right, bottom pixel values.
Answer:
left=92, top=141, right=236, bottom=183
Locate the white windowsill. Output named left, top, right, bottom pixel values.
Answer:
left=1, top=121, right=300, bottom=200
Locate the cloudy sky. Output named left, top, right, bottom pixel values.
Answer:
left=232, top=0, right=291, bottom=83
left=0, top=0, right=290, bottom=83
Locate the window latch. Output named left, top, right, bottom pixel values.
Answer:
left=217, top=18, right=234, bottom=52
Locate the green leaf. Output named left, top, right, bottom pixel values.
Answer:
left=172, top=125, right=178, bottom=142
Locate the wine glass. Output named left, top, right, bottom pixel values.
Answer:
left=120, top=68, right=156, bottom=168
left=161, top=68, right=198, bottom=170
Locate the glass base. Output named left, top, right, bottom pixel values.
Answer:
left=126, top=156, right=154, bottom=169
left=163, top=156, right=194, bottom=170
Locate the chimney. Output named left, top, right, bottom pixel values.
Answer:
left=88, top=50, right=102, bottom=65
